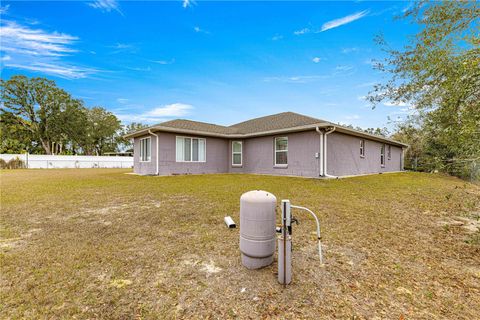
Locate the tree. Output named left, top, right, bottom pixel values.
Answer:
left=81, top=107, right=121, bottom=155
left=116, top=122, right=148, bottom=152
left=369, top=1, right=480, bottom=179
left=0, top=75, right=86, bottom=154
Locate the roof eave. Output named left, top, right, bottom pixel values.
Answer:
left=124, top=123, right=408, bottom=147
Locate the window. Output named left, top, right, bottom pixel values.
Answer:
left=275, top=137, right=288, bottom=166
left=387, top=145, right=391, bottom=160
left=176, top=136, right=206, bottom=162
left=380, top=144, right=385, bottom=167
left=360, top=139, right=365, bottom=158
left=140, top=137, right=151, bottom=162
left=232, top=141, right=242, bottom=166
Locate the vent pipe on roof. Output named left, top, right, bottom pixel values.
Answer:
left=148, top=130, right=159, bottom=175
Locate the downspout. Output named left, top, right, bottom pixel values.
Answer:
left=148, top=130, right=159, bottom=175
left=315, top=127, right=324, bottom=176
left=324, top=126, right=337, bottom=178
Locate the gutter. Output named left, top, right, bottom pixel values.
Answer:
left=323, top=126, right=337, bottom=178
left=315, top=127, right=324, bottom=176
left=148, top=129, right=159, bottom=175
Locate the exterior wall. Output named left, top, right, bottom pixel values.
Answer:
left=326, top=131, right=403, bottom=177
left=134, top=129, right=403, bottom=177
left=228, top=131, right=321, bottom=178
left=133, top=132, right=228, bottom=175
left=133, top=135, right=158, bottom=175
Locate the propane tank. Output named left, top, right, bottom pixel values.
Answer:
left=239, top=190, right=277, bottom=269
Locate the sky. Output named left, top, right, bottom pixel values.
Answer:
left=0, top=0, right=418, bottom=129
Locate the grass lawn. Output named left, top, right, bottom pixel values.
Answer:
left=1, top=169, right=479, bottom=319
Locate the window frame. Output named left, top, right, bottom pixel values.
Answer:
left=274, top=136, right=288, bottom=167
left=139, top=137, right=151, bottom=162
left=175, top=136, right=207, bottom=163
left=360, top=139, right=365, bottom=158
left=387, top=145, right=391, bottom=160
left=380, top=144, right=385, bottom=167
left=231, top=141, right=243, bottom=166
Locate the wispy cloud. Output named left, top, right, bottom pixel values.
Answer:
left=293, top=28, right=310, bottom=35
left=0, top=19, right=97, bottom=79
left=117, top=98, right=129, bottom=104
left=116, top=103, right=194, bottom=123
left=321, top=10, right=369, bottom=32
left=1, top=20, right=78, bottom=56
left=0, top=4, right=10, bottom=14
left=151, top=59, right=175, bottom=65
left=312, top=57, right=321, bottom=63
left=88, top=0, right=123, bottom=15
left=182, top=0, right=196, bottom=9
left=335, top=65, right=354, bottom=72
left=263, top=75, right=329, bottom=84
left=271, top=34, right=283, bottom=41
left=108, top=43, right=137, bottom=54
left=342, top=47, right=359, bottom=54
left=194, top=26, right=210, bottom=34
left=5, top=62, right=97, bottom=79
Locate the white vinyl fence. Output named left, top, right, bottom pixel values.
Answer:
left=0, top=154, right=133, bottom=169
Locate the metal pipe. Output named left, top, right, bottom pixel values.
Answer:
left=148, top=130, right=159, bottom=175
left=290, top=205, right=323, bottom=264
left=315, top=127, right=324, bottom=176
left=324, top=126, right=337, bottom=178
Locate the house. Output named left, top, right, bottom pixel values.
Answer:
left=124, top=112, right=408, bottom=178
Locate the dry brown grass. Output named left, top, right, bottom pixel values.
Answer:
left=1, top=169, right=479, bottom=319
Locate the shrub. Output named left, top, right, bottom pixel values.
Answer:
left=7, top=157, right=26, bottom=169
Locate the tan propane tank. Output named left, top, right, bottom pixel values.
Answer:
left=239, top=190, right=277, bottom=269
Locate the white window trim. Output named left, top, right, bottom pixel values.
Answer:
left=380, top=144, right=385, bottom=167
left=274, top=136, right=288, bottom=167
left=232, top=141, right=243, bottom=166
left=175, top=136, right=207, bottom=163
left=139, top=137, right=151, bottom=162
left=360, top=139, right=365, bottom=158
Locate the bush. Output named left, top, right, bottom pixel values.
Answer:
left=6, top=157, right=26, bottom=169
left=0, top=158, right=7, bottom=169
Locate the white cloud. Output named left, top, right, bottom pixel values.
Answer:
left=293, top=28, right=310, bottom=35
left=88, top=0, right=122, bottom=14
left=312, top=57, right=321, bottom=63
left=117, top=98, right=129, bottom=104
left=0, top=21, right=78, bottom=57
left=152, top=59, right=175, bottom=65
left=272, top=34, right=283, bottom=41
left=263, top=75, right=329, bottom=84
left=335, top=65, right=354, bottom=72
left=342, top=47, right=359, bottom=54
left=116, top=103, right=194, bottom=123
left=0, top=19, right=97, bottom=79
left=5, top=62, right=96, bottom=79
left=183, top=0, right=196, bottom=9
left=321, top=10, right=369, bottom=32
left=0, top=4, right=10, bottom=14
left=194, top=26, right=210, bottom=34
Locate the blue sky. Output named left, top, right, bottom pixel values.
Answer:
left=0, top=0, right=417, bottom=129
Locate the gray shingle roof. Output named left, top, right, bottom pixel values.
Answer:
left=126, top=111, right=407, bottom=147
left=156, top=112, right=326, bottom=135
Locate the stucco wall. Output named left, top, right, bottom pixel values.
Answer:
left=228, top=131, right=321, bottom=178
left=134, top=132, right=229, bottom=175
left=326, top=131, right=403, bottom=176
left=133, top=135, right=158, bottom=175
left=134, top=129, right=403, bottom=177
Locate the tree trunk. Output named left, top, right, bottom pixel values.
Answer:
left=41, top=139, right=52, bottom=155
